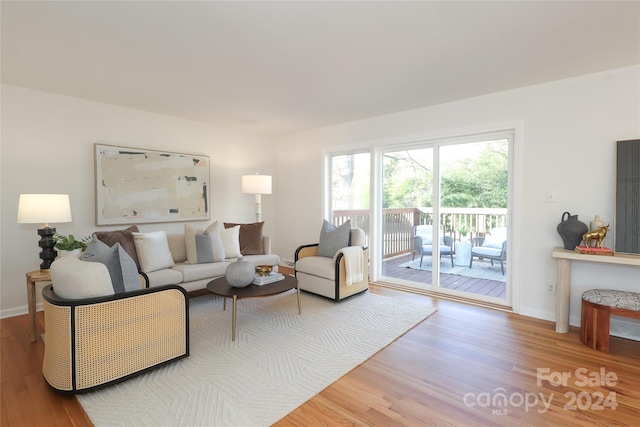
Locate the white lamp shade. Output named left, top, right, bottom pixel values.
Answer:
left=242, top=175, right=272, bottom=195
left=17, top=194, right=72, bottom=224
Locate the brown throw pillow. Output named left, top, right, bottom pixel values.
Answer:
left=93, top=225, right=140, bottom=269
left=223, top=222, right=264, bottom=255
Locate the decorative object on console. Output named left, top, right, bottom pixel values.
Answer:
left=556, top=211, right=588, bottom=250
left=242, top=173, right=272, bottom=222
left=590, top=214, right=605, bottom=232
left=225, top=258, right=255, bottom=288
left=581, top=224, right=610, bottom=248
left=95, top=143, right=210, bottom=225
left=17, top=194, right=72, bottom=269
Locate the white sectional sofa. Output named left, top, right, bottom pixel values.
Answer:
left=147, top=233, right=280, bottom=292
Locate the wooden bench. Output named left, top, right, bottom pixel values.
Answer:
left=580, top=289, right=640, bottom=352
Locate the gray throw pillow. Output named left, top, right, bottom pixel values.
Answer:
left=83, top=242, right=140, bottom=293
left=317, top=220, right=351, bottom=258
left=80, top=235, right=111, bottom=260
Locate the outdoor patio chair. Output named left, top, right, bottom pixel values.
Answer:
left=469, top=227, right=507, bottom=275
left=412, top=225, right=454, bottom=267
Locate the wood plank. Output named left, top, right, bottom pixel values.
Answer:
left=2, top=276, right=638, bottom=426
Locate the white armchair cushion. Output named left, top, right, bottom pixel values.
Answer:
left=50, top=256, right=115, bottom=299
left=295, top=256, right=335, bottom=280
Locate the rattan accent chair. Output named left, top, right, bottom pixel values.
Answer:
left=42, top=282, right=189, bottom=393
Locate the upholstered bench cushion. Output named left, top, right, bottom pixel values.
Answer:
left=582, top=289, right=640, bottom=311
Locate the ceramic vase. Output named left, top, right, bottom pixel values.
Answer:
left=557, top=212, right=588, bottom=250
left=225, top=259, right=254, bottom=288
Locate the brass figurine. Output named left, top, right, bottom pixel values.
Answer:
left=581, top=225, right=610, bottom=248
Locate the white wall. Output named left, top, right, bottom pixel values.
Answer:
left=275, top=65, right=640, bottom=334
left=1, top=84, right=277, bottom=317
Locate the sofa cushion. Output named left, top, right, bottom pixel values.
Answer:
left=145, top=268, right=183, bottom=287
left=167, top=233, right=187, bottom=263
left=133, top=231, right=175, bottom=273
left=185, top=223, right=225, bottom=264
left=82, top=242, right=140, bottom=293
left=50, top=256, right=115, bottom=299
left=224, top=222, right=264, bottom=255
left=81, top=235, right=110, bottom=260
left=94, top=225, right=140, bottom=268
left=171, top=261, right=229, bottom=283
left=221, top=225, right=241, bottom=259
left=317, top=220, right=351, bottom=258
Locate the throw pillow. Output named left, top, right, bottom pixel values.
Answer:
left=93, top=225, right=140, bottom=268
left=224, top=222, right=264, bottom=255
left=83, top=242, right=140, bottom=293
left=185, top=222, right=225, bottom=264
left=132, top=231, right=175, bottom=273
left=317, top=220, right=351, bottom=258
left=80, top=234, right=111, bottom=260
left=220, top=225, right=241, bottom=259
left=50, top=256, right=115, bottom=299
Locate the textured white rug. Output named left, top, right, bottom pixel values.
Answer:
left=78, top=289, right=436, bottom=426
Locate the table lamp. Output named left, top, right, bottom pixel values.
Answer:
left=241, top=174, right=272, bottom=222
left=17, top=194, right=72, bottom=269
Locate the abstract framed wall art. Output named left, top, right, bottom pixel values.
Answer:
left=95, top=143, right=210, bottom=225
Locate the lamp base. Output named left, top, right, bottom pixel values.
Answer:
left=38, top=227, right=57, bottom=269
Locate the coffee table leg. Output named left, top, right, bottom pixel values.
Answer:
left=232, top=295, right=237, bottom=341
left=296, top=284, right=301, bottom=314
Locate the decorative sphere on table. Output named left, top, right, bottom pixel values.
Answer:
left=225, top=259, right=254, bottom=288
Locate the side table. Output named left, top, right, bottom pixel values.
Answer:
left=26, top=269, right=51, bottom=342
left=455, top=241, right=472, bottom=267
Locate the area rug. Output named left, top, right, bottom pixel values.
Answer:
left=78, top=290, right=436, bottom=426
left=398, top=258, right=505, bottom=282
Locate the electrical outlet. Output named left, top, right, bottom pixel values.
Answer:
left=546, top=283, right=556, bottom=295
left=282, top=259, right=295, bottom=267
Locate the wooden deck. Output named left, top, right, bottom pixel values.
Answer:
left=381, top=253, right=506, bottom=299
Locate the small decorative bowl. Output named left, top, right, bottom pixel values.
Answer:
left=255, top=265, right=273, bottom=276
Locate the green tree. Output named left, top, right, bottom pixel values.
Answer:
left=441, top=141, right=508, bottom=208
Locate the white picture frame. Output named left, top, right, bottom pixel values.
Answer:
left=95, top=143, right=210, bottom=225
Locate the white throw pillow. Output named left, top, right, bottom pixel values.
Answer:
left=50, top=256, right=115, bottom=299
left=220, top=225, right=241, bottom=259
left=185, top=222, right=225, bottom=264
left=132, top=231, right=175, bottom=273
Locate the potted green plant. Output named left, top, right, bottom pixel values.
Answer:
left=54, top=232, right=90, bottom=257
left=458, top=225, right=470, bottom=242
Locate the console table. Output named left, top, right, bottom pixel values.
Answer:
left=551, top=247, right=640, bottom=333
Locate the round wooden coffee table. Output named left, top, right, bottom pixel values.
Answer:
left=206, top=275, right=301, bottom=341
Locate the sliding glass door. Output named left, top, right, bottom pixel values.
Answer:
left=325, top=129, right=514, bottom=307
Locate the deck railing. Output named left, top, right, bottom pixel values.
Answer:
left=333, top=207, right=507, bottom=258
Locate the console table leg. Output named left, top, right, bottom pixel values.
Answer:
left=556, top=258, right=571, bottom=333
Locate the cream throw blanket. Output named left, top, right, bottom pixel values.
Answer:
left=335, top=246, right=364, bottom=286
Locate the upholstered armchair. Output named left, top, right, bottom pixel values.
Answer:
left=42, top=280, right=189, bottom=393
left=294, top=227, right=369, bottom=301
left=412, top=225, right=454, bottom=267
left=469, top=227, right=507, bottom=275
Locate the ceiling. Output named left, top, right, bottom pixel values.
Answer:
left=2, top=1, right=639, bottom=136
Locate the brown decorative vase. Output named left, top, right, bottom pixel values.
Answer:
left=557, top=211, right=588, bottom=250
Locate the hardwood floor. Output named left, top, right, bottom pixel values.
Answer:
left=2, top=275, right=639, bottom=426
